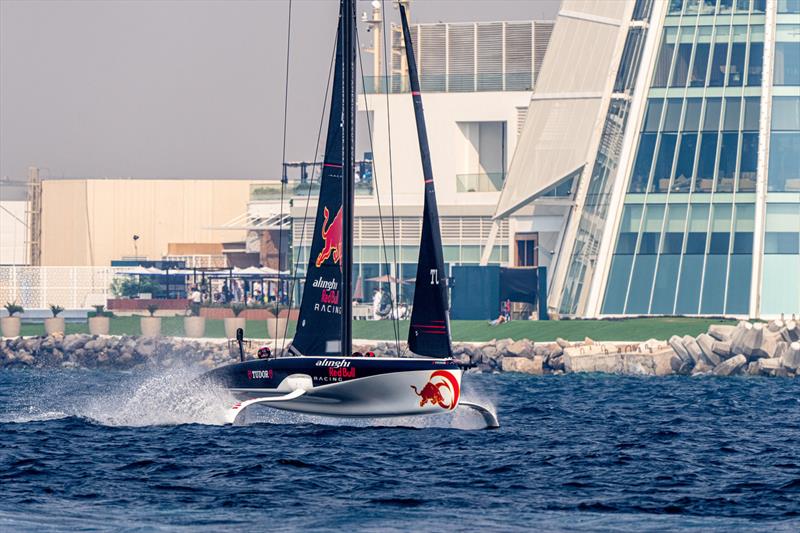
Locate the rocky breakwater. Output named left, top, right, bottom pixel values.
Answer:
left=490, top=319, right=800, bottom=378
left=0, top=334, right=235, bottom=370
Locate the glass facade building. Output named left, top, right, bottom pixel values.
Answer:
left=593, top=0, right=800, bottom=317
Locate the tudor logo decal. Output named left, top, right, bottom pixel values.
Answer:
left=411, top=370, right=459, bottom=410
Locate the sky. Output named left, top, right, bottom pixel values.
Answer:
left=0, top=0, right=561, bottom=187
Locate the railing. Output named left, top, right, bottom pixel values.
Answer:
left=362, top=74, right=532, bottom=94
left=284, top=160, right=374, bottom=197
left=456, top=172, right=505, bottom=193
left=0, top=266, right=123, bottom=310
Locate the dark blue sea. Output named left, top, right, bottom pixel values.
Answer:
left=2, top=369, right=800, bottom=532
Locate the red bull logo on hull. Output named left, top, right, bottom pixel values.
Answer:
left=316, top=206, right=343, bottom=268
left=411, top=370, right=460, bottom=410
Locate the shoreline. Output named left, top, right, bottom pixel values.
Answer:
left=1, top=319, right=799, bottom=378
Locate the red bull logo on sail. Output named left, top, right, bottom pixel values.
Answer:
left=411, top=370, right=460, bottom=410
left=315, top=206, right=343, bottom=268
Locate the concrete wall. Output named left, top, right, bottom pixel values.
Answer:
left=41, top=179, right=250, bottom=266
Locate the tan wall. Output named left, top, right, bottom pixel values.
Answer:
left=42, top=179, right=250, bottom=266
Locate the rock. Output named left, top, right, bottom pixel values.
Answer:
left=548, top=354, right=565, bottom=371
left=780, top=342, right=800, bottom=371
left=62, top=334, right=88, bottom=352
left=708, top=324, right=737, bottom=342
left=638, top=338, right=665, bottom=353
left=782, top=321, right=800, bottom=343
left=745, top=361, right=760, bottom=376
left=555, top=337, right=570, bottom=349
left=696, top=334, right=721, bottom=366
left=713, top=354, right=747, bottom=376
left=712, top=340, right=733, bottom=359
left=682, top=335, right=706, bottom=365
left=757, top=357, right=783, bottom=373
left=730, top=321, right=753, bottom=354
left=691, top=360, right=714, bottom=375
left=669, top=335, right=691, bottom=364
left=564, top=351, right=623, bottom=374
left=622, top=353, right=655, bottom=376
left=501, top=356, right=543, bottom=375
left=768, top=320, right=784, bottom=333
left=506, top=339, right=533, bottom=357
left=584, top=337, right=595, bottom=345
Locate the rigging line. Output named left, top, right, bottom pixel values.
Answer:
left=381, top=0, right=401, bottom=354
left=280, top=22, right=339, bottom=354
left=275, top=0, right=293, bottom=343
left=355, top=25, right=401, bottom=352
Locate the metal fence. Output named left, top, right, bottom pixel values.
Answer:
left=0, top=266, right=122, bottom=309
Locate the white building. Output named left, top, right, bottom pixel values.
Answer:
left=0, top=181, right=28, bottom=265
left=289, top=15, right=554, bottom=304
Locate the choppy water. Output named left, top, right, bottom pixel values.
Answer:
left=2, top=368, right=800, bottom=531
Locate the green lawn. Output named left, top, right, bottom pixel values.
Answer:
left=17, top=316, right=734, bottom=342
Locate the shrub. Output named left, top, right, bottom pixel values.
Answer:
left=111, top=277, right=160, bottom=298
left=49, top=305, right=65, bottom=317
left=89, top=305, right=113, bottom=318
left=231, top=303, right=246, bottom=317
left=146, top=304, right=159, bottom=317
left=4, top=302, right=23, bottom=317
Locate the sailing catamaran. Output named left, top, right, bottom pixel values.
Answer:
left=203, top=0, right=498, bottom=429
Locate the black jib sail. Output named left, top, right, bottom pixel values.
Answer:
left=291, top=8, right=345, bottom=356
left=400, top=6, right=452, bottom=358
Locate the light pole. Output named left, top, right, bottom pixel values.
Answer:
left=132, top=234, right=140, bottom=260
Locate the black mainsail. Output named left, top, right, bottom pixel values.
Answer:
left=291, top=6, right=346, bottom=356
left=400, top=6, right=453, bottom=358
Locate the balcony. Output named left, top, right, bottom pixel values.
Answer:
left=456, top=172, right=505, bottom=193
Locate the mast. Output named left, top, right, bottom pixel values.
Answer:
left=342, top=0, right=355, bottom=356
left=400, top=5, right=452, bottom=357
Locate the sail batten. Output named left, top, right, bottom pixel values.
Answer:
left=400, top=6, right=453, bottom=358
left=291, top=6, right=345, bottom=356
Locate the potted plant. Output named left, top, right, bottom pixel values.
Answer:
left=2, top=302, right=23, bottom=338
left=224, top=304, right=246, bottom=339
left=44, top=305, right=66, bottom=335
left=140, top=304, right=161, bottom=337
left=183, top=306, right=206, bottom=338
left=88, top=304, right=111, bottom=335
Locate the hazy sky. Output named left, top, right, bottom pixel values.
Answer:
left=0, top=0, right=560, bottom=184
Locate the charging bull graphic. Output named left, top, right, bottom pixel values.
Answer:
left=315, top=206, right=343, bottom=268
left=411, top=370, right=460, bottom=410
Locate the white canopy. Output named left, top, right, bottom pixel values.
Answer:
left=494, top=0, right=629, bottom=219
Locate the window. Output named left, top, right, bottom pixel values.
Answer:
left=738, top=132, right=758, bottom=191
left=671, top=37, right=694, bottom=88
left=695, top=133, right=718, bottom=192
left=629, top=133, right=657, bottom=192
left=709, top=37, right=729, bottom=87
left=717, top=133, right=739, bottom=191
left=684, top=98, right=703, bottom=131
left=703, top=98, right=722, bottom=131
left=456, top=121, right=507, bottom=192
left=774, top=26, right=800, bottom=86
left=651, top=134, right=678, bottom=192
left=653, top=28, right=677, bottom=88
left=762, top=204, right=800, bottom=316
left=690, top=41, right=711, bottom=87
left=772, top=97, right=800, bottom=131
left=769, top=133, right=800, bottom=192
left=644, top=99, right=664, bottom=132
left=743, top=97, right=760, bottom=131
left=723, top=97, right=741, bottom=131
left=674, top=133, right=698, bottom=191
left=515, top=233, right=538, bottom=267
left=778, top=0, right=800, bottom=13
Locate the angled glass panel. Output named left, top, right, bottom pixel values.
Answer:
left=674, top=132, right=698, bottom=192
left=727, top=26, right=748, bottom=87
left=691, top=28, right=713, bottom=87
left=651, top=255, right=680, bottom=314
left=638, top=204, right=665, bottom=254
left=716, top=132, right=739, bottom=192
left=629, top=133, right=657, bottom=192
left=684, top=98, right=703, bottom=131
left=774, top=27, right=800, bottom=86
left=676, top=255, right=704, bottom=314
left=695, top=132, right=718, bottom=192
left=727, top=204, right=754, bottom=315
left=709, top=29, right=730, bottom=87
left=651, top=133, right=678, bottom=193
left=644, top=99, right=664, bottom=132
left=653, top=28, right=678, bottom=88
left=664, top=98, right=683, bottom=132
left=701, top=0, right=719, bottom=14
left=718, top=0, right=733, bottom=13
left=772, top=97, right=800, bottom=131
left=723, top=97, right=742, bottom=131
left=768, top=133, right=800, bottom=192
left=669, top=0, right=686, bottom=14
left=671, top=34, right=694, bottom=88
left=778, top=0, right=800, bottom=13
left=747, top=26, right=764, bottom=86
left=735, top=0, right=751, bottom=12
left=627, top=255, right=657, bottom=314
left=738, top=132, right=758, bottom=191
left=703, top=98, right=722, bottom=131
left=602, top=255, right=634, bottom=314
left=616, top=204, right=643, bottom=254
left=743, top=97, right=760, bottom=131
left=701, top=255, right=729, bottom=313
